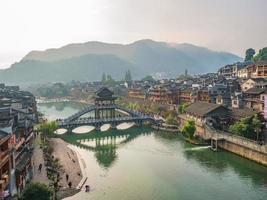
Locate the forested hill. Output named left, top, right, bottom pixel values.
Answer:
left=0, top=39, right=242, bottom=85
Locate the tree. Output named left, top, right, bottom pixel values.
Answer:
left=125, top=70, right=132, bottom=82
left=178, top=103, right=188, bottom=114
left=105, top=74, right=116, bottom=85
left=166, top=114, right=177, bottom=125
left=38, top=121, right=58, bottom=137
left=21, top=182, right=52, bottom=200
left=252, top=114, right=262, bottom=141
left=182, top=119, right=196, bottom=139
left=245, top=48, right=255, bottom=61
left=185, top=69, right=188, bottom=77
left=142, top=75, right=154, bottom=82
left=229, top=117, right=256, bottom=139
left=254, top=47, right=267, bottom=62
left=101, top=72, right=106, bottom=83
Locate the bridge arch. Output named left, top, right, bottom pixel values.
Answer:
left=57, top=87, right=160, bottom=131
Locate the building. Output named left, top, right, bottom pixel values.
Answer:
left=148, top=84, right=179, bottom=105
left=247, top=61, right=267, bottom=78
left=0, top=131, right=11, bottom=199
left=241, top=78, right=267, bottom=92
left=243, top=87, right=266, bottom=112
left=197, top=89, right=211, bottom=103
left=179, top=88, right=194, bottom=104
left=128, top=88, right=147, bottom=100
left=178, top=102, right=229, bottom=138
left=0, top=84, right=37, bottom=197
left=218, top=61, right=253, bottom=79
left=231, top=92, right=244, bottom=109
left=215, top=93, right=231, bottom=107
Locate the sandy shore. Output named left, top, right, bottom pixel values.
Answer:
left=50, top=138, right=82, bottom=188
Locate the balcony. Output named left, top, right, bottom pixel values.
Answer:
left=0, top=173, right=9, bottom=193
left=0, top=150, right=9, bottom=167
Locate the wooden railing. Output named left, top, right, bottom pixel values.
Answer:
left=0, top=150, right=9, bottom=167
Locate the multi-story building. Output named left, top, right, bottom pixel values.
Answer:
left=197, top=89, right=211, bottom=103
left=241, top=78, right=267, bottom=92
left=128, top=88, right=147, bottom=100
left=0, top=130, right=11, bottom=199
left=0, top=84, right=37, bottom=198
left=148, top=84, right=179, bottom=105
left=218, top=61, right=253, bottom=79
left=179, top=88, right=194, bottom=104
left=247, top=61, right=267, bottom=78
left=243, top=87, right=266, bottom=112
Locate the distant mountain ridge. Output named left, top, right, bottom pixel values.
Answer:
left=0, top=39, right=242, bottom=85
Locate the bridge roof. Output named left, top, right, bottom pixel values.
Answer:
left=96, top=87, right=114, bottom=98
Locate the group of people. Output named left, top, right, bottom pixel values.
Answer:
left=66, top=173, right=90, bottom=192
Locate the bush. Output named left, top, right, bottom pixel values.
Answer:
left=182, top=120, right=196, bottom=139
left=21, top=182, right=52, bottom=200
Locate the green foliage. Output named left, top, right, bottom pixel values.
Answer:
left=229, top=114, right=263, bottom=140
left=104, top=74, right=116, bottom=86
left=21, top=182, right=52, bottom=200
left=182, top=120, right=196, bottom=139
left=38, top=121, right=58, bottom=137
left=252, top=114, right=263, bottom=141
left=37, top=83, right=70, bottom=98
left=166, top=114, right=177, bottom=125
left=101, top=72, right=106, bottom=83
left=142, top=75, right=154, bottom=82
left=244, top=48, right=255, bottom=61
left=178, top=103, right=188, bottom=114
left=254, top=47, right=267, bottom=62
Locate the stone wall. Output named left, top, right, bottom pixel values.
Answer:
left=218, top=140, right=267, bottom=166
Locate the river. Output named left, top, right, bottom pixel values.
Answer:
left=38, top=102, right=267, bottom=200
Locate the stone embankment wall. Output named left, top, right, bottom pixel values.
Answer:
left=218, top=140, right=267, bottom=166
left=205, top=126, right=267, bottom=166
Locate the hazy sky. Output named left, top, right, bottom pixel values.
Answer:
left=0, top=0, right=266, bottom=68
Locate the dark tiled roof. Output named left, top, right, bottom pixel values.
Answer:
left=185, top=102, right=226, bottom=117
left=250, top=78, right=267, bottom=83
left=16, top=149, right=33, bottom=172
left=255, top=61, right=267, bottom=66
left=244, top=87, right=266, bottom=94
left=230, top=108, right=258, bottom=120
left=0, top=130, right=8, bottom=140
left=95, top=87, right=114, bottom=97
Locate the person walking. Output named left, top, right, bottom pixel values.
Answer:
left=66, top=174, right=69, bottom=181
left=68, top=181, right=72, bottom=188
left=38, top=163, right=42, bottom=173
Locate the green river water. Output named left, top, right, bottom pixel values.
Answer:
left=38, top=102, right=267, bottom=200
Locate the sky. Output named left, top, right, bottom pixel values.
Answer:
left=0, top=0, right=266, bottom=69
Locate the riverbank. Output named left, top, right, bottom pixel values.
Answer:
left=32, top=135, right=82, bottom=199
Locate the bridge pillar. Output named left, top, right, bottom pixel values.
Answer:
left=67, top=126, right=73, bottom=134
left=95, top=124, right=101, bottom=131
left=111, top=123, right=117, bottom=130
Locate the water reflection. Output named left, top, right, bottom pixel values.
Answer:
left=63, top=128, right=151, bottom=169
left=154, top=132, right=267, bottom=187
left=39, top=101, right=87, bottom=111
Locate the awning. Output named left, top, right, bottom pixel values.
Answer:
left=15, top=150, right=33, bottom=172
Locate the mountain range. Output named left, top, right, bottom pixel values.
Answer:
left=0, top=39, right=242, bottom=85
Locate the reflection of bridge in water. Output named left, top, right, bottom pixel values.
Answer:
left=71, top=128, right=152, bottom=168
left=58, top=87, right=160, bottom=131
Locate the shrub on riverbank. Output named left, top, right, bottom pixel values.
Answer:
left=229, top=114, right=264, bottom=141
left=21, top=182, right=52, bottom=200
left=181, top=119, right=196, bottom=140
